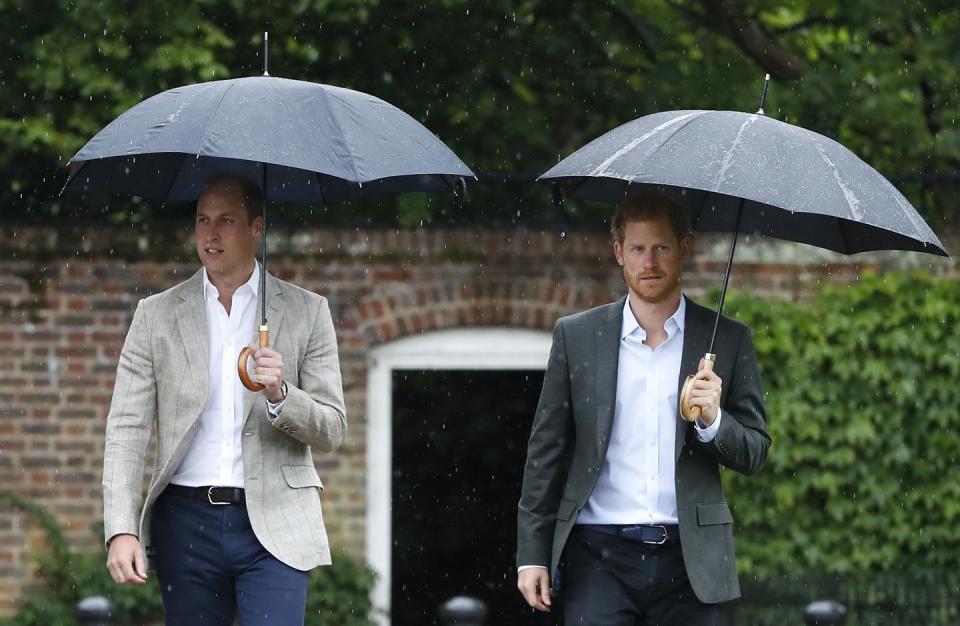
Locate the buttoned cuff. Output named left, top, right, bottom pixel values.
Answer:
left=265, top=381, right=288, bottom=420
left=694, top=408, right=722, bottom=442
left=266, top=397, right=286, bottom=421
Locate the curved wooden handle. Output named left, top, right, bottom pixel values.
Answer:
left=679, top=353, right=716, bottom=422
left=238, top=325, right=269, bottom=392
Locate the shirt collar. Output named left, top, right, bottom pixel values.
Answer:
left=202, top=261, right=260, bottom=301
left=621, top=294, right=686, bottom=341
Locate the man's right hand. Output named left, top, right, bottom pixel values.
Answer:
left=517, top=567, right=552, bottom=612
left=106, top=534, right=148, bottom=585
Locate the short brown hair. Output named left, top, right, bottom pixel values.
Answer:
left=610, top=191, right=691, bottom=244
left=200, top=173, right=264, bottom=222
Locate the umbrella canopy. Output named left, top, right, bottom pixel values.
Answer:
left=540, top=109, right=948, bottom=257
left=539, top=105, right=949, bottom=421
left=62, top=74, right=474, bottom=391
left=63, top=76, right=474, bottom=202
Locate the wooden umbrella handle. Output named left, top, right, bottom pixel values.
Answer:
left=679, top=352, right=716, bottom=422
left=238, top=325, right=269, bottom=392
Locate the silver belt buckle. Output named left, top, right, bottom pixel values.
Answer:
left=207, top=486, right=230, bottom=505
left=643, top=524, right=668, bottom=545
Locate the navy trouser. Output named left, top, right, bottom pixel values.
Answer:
left=151, top=490, right=309, bottom=626
left=561, top=527, right=729, bottom=626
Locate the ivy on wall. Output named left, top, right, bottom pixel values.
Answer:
left=723, top=271, right=960, bottom=577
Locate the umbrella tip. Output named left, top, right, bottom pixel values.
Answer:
left=262, top=31, right=270, bottom=77
left=756, top=74, right=770, bottom=115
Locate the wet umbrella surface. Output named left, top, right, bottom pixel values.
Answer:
left=541, top=108, right=947, bottom=257
left=62, top=73, right=474, bottom=389
left=540, top=100, right=949, bottom=419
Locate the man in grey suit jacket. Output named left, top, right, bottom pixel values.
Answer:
left=102, top=174, right=346, bottom=625
left=517, top=192, right=770, bottom=625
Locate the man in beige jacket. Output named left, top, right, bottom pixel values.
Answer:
left=102, top=174, right=346, bottom=626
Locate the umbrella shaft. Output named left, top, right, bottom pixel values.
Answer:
left=708, top=199, right=744, bottom=353
left=261, top=167, right=267, bottom=325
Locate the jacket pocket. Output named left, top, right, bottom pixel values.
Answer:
left=281, top=465, right=324, bottom=490
left=697, top=502, right=733, bottom=526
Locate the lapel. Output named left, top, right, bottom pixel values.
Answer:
left=675, top=295, right=712, bottom=463
left=241, top=272, right=287, bottom=428
left=595, top=297, right=626, bottom=453
left=174, top=271, right=210, bottom=399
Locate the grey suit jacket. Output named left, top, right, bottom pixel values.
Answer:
left=102, top=270, right=347, bottom=571
left=517, top=295, right=770, bottom=603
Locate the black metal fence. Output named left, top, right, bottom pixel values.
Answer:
left=76, top=573, right=960, bottom=626
left=735, top=571, right=960, bottom=626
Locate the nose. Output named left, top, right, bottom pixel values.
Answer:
left=197, top=223, right=219, bottom=241
left=641, top=248, right=658, bottom=267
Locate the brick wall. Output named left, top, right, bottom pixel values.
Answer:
left=0, top=223, right=955, bottom=614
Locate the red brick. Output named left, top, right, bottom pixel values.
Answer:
left=0, top=225, right=955, bottom=616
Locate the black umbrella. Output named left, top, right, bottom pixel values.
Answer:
left=63, top=49, right=474, bottom=390
left=539, top=77, right=949, bottom=420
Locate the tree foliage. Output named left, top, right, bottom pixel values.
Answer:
left=723, top=271, right=960, bottom=577
left=2, top=0, right=958, bottom=226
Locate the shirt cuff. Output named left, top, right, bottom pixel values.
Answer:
left=517, top=565, right=548, bottom=572
left=266, top=397, right=286, bottom=420
left=694, top=408, right=722, bottom=442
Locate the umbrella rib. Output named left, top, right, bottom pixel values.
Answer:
left=198, top=82, right=237, bottom=153
left=159, top=153, right=189, bottom=202
left=60, top=162, right=85, bottom=196
left=642, top=112, right=710, bottom=172
left=836, top=216, right=853, bottom=255
left=691, top=189, right=712, bottom=231
left=317, top=87, right=363, bottom=185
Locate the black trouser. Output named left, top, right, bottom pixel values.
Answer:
left=560, top=526, right=729, bottom=626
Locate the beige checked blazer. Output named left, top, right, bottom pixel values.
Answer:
left=102, top=270, right=346, bottom=571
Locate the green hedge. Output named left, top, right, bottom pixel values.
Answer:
left=0, top=490, right=375, bottom=626
left=720, top=271, right=960, bottom=577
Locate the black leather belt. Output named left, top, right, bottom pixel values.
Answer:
left=576, top=523, right=680, bottom=545
left=165, top=485, right=246, bottom=505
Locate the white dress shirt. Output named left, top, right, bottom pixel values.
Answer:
left=578, top=295, right=720, bottom=525
left=170, top=263, right=260, bottom=488
left=518, top=295, right=722, bottom=571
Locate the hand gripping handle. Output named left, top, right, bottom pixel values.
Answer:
left=238, top=325, right=269, bottom=392
left=679, top=352, right=716, bottom=422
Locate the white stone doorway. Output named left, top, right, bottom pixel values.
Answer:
left=365, top=328, right=552, bottom=625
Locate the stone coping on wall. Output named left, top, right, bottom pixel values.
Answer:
left=0, top=224, right=955, bottom=273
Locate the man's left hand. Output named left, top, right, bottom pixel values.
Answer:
left=690, top=357, right=722, bottom=426
left=252, top=346, right=285, bottom=402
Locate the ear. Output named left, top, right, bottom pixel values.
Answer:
left=251, top=215, right=264, bottom=237
left=614, top=240, right=625, bottom=267
left=679, top=235, right=692, bottom=261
